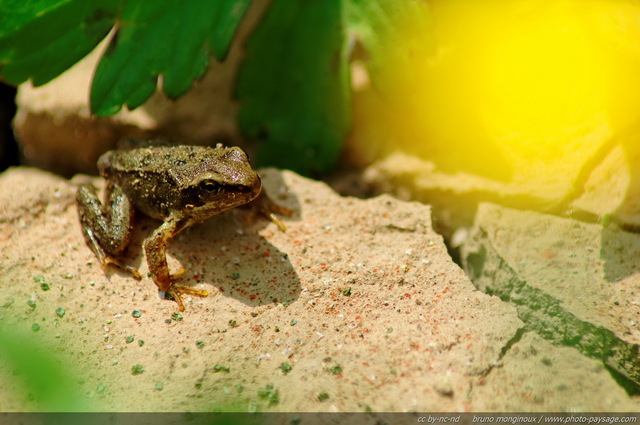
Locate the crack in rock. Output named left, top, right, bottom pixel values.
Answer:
left=463, top=226, right=640, bottom=395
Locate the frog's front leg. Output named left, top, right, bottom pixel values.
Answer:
left=143, top=216, right=208, bottom=311
left=76, top=182, right=141, bottom=279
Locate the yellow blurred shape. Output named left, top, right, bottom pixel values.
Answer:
left=352, top=0, right=640, bottom=207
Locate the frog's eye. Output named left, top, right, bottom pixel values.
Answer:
left=200, top=180, right=221, bottom=194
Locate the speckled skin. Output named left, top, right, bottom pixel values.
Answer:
left=98, top=145, right=261, bottom=221
left=76, top=144, right=262, bottom=311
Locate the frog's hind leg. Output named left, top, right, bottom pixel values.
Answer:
left=243, top=191, right=292, bottom=232
left=81, top=225, right=142, bottom=280
left=76, top=182, right=141, bottom=279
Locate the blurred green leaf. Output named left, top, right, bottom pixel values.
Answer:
left=236, top=0, right=350, bottom=176
left=237, top=0, right=428, bottom=175
left=0, top=0, right=426, bottom=176
left=90, top=0, right=250, bottom=116
left=345, top=0, right=431, bottom=83
left=0, top=328, right=83, bottom=411
left=0, top=0, right=249, bottom=116
left=0, top=0, right=118, bottom=86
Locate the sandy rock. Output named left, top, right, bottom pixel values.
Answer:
left=364, top=138, right=640, bottom=241
left=462, top=203, right=640, bottom=410
left=470, top=332, right=637, bottom=411
left=0, top=167, right=523, bottom=412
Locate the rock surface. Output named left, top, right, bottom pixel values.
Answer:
left=462, top=203, right=640, bottom=410
left=6, top=1, right=640, bottom=413
left=363, top=143, right=640, bottom=242
left=0, top=167, right=522, bottom=412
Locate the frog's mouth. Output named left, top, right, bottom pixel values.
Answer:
left=224, top=182, right=262, bottom=205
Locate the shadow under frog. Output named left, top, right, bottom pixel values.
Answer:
left=76, top=141, right=300, bottom=310
left=130, top=212, right=302, bottom=308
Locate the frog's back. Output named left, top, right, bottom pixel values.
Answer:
left=97, top=145, right=258, bottom=220
left=97, top=146, right=210, bottom=219
left=101, top=145, right=206, bottom=174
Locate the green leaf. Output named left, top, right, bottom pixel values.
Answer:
left=0, top=0, right=424, bottom=178
left=0, top=0, right=119, bottom=86
left=236, top=0, right=350, bottom=176
left=0, top=0, right=249, bottom=116
left=90, top=0, right=250, bottom=116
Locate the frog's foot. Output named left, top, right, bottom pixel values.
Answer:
left=102, top=256, right=142, bottom=280
left=165, top=285, right=209, bottom=312
left=81, top=225, right=141, bottom=279
left=261, top=205, right=292, bottom=232
left=244, top=192, right=293, bottom=232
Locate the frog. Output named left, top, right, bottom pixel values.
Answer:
left=75, top=140, right=290, bottom=311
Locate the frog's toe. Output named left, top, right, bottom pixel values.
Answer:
left=170, top=267, right=185, bottom=280
left=165, top=288, right=186, bottom=311
left=174, top=285, right=209, bottom=298
left=261, top=201, right=292, bottom=232
left=165, top=285, right=208, bottom=311
left=243, top=192, right=292, bottom=232
left=264, top=211, right=288, bottom=232
left=102, top=256, right=142, bottom=280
